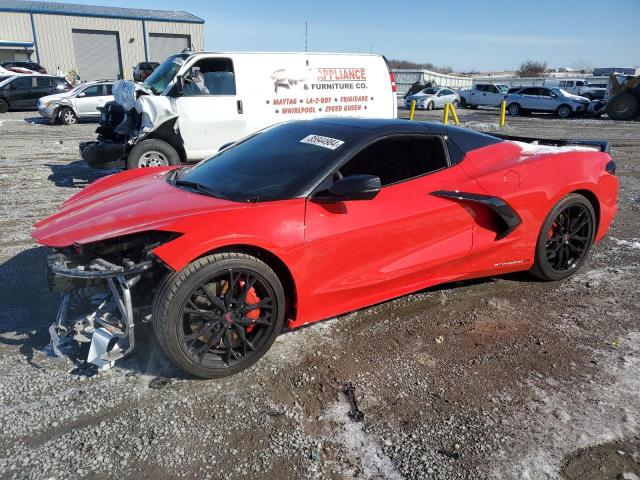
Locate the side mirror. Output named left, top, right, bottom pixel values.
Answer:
left=175, top=75, right=185, bottom=94
left=320, top=174, right=381, bottom=201
left=77, top=92, right=86, bottom=97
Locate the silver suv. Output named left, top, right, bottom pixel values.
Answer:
left=504, top=86, right=590, bottom=118
left=38, top=81, right=114, bottom=125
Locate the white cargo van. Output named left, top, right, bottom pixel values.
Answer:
left=81, top=51, right=398, bottom=169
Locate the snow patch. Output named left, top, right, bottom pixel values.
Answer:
left=323, top=401, right=404, bottom=479
left=489, top=332, right=640, bottom=479
left=511, top=141, right=599, bottom=156
left=610, top=237, right=640, bottom=250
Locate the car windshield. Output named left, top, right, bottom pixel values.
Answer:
left=552, top=88, right=570, bottom=96
left=497, top=85, right=509, bottom=93
left=175, top=122, right=357, bottom=202
left=143, top=54, right=188, bottom=94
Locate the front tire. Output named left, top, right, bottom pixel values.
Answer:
left=153, top=253, right=286, bottom=378
left=127, top=139, right=180, bottom=169
left=59, top=107, right=78, bottom=125
left=426, top=101, right=434, bottom=111
left=557, top=104, right=572, bottom=119
left=530, top=194, right=596, bottom=281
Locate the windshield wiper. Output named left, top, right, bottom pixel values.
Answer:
left=174, top=180, right=229, bottom=200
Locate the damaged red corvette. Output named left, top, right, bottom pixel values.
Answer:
left=33, top=118, right=618, bottom=378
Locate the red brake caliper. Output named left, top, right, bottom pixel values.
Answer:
left=239, top=279, right=260, bottom=333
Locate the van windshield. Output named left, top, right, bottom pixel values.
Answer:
left=144, top=54, right=188, bottom=94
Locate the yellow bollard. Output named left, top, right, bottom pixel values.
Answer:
left=450, top=103, right=460, bottom=125
left=499, top=100, right=506, bottom=127
left=443, top=103, right=450, bottom=125
left=409, top=100, right=416, bottom=120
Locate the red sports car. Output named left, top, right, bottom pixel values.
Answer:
left=33, top=119, right=618, bottom=378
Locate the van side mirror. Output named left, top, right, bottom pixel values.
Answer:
left=314, top=174, right=381, bottom=202
left=175, top=75, right=185, bottom=94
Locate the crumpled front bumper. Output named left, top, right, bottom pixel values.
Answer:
left=80, top=140, right=126, bottom=169
left=47, top=252, right=152, bottom=370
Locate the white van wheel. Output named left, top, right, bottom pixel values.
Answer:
left=127, top=139, right=180, bottom=169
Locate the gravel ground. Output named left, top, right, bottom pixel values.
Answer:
left=0, top=108, right=638, bottom=480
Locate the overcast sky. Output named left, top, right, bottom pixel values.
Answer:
left=61, top=0, right=640, bottom=71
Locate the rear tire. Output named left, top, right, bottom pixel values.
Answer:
left=459, top=98, right=467, bottom=108
left=529, top=193, right=596, bottom=281
left=426, top=101, right=434, bottom=111
left=606, top=92, right=638, bottom=120
left=127, top=139, right=180, bottom=169
left=0, top=98, right=8, bottom=113
left=59, top=107, right=78, bottom=125
left=507, top=103, right=521, bottom=116
left=152, top=252, right=286, bottom=378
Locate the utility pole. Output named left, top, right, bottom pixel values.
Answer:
left=305, top=22, right=308, bottom=52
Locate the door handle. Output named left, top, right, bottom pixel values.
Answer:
left=237, top=100, right=243, bottom=114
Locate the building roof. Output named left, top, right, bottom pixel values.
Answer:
left=0, top=0, right=205, bottom=23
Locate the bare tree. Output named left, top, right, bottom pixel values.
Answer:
left=517, top=60, right=548, bottom=77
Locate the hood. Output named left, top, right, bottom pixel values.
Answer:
left=563, top=92, right=590, bottom=102
left=39, top=91, right=71, bottom=103
left=32, top=167, right=249, bottom=248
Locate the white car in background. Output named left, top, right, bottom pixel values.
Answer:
left=38, top=81, right=113, bottom=125
left=404, top=87, right=460, bottom=110
left=459, top=83, right=506, bottom=108
left=504, top=86, right=591, bottom=118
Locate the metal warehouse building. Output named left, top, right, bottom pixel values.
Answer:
left=0, top=0, right=204, bottom=80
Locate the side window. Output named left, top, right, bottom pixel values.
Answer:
left=576, top=81, right=584, bottom=86
left=538, top=88, right=552, bottom=97
left=338, top=136, right=448, bottom=187
left=559, top=81, right=567, bottom=87
left=184, top=58, right=236, bottom=96
left=476, top=85, right=485, bottom=92
left=13, top=76, right=34, bottom=89
left=81, top=85, right=103, bottom=97
left=488, top=85, right=499, bottom=93
left=104, top=84, right=113, bottom=95
left=36, top=77, right=52, bottom=88
left=521, top=88, right=535, bottom=95
left=565, top=81, right=574, bottom=87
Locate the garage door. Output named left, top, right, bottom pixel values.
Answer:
left=149, top=34, right=190, bottom=63
left=72, top=30, right=121, bottom=81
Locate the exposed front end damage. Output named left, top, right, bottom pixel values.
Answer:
left=81, top=80, right=181, bottom=169
left=46, top=232, right=175, bottom=370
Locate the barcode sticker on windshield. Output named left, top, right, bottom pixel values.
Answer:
left=300, top=135, right=345, bottom=150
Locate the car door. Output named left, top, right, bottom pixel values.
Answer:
left=518, top=88, right=537, bottom=110
left=75, top=84, right=106, bottom=117
left=302, top=134, right=476, bottom=319
left=174, top=56, right=246, bottom=159
left=7, top=76, right=35, bottom=108
left=537, top=88, right=557, bottom=111
left=469, top=85, right=484, bottom=105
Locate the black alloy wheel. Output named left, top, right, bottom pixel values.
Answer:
left=179, top=268, right=276, bottom=369
left=545, top=203, right=593, bottom=272
left=153, top=253, right=285, bottom=378
left=530, top=193, right=595, bottom=281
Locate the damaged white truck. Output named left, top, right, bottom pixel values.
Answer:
left=81, top=51, right=398, bottom=169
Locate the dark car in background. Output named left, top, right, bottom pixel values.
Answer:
left=0, top=75, right=71, bottom=113
left=1, top=61, right=47, bottom=74
left=132, top=62, right=159, bottom=82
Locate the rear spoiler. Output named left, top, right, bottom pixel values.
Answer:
left=492, top=134, right=610, bottom=153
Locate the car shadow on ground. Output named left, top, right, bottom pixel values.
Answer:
left=46, top=160, right=118, bottom=188
left=0, top=246, right=183, bottom=379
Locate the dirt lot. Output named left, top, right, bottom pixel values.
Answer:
left=0, top=108, right=638, bottom=480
